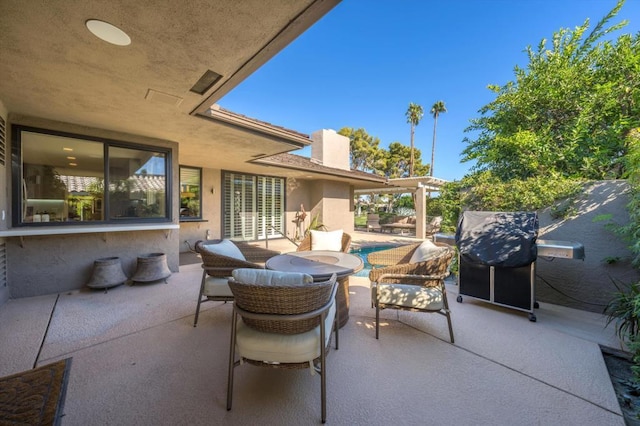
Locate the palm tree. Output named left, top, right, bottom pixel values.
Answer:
left=405, top=103, right=424, bottom=177
left=429, top=100, right=447, bottom=177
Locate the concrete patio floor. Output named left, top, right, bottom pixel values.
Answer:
left=0, top=231, right=627, bottom=425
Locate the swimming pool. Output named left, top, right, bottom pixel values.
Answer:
left=350, top=244, right=401, bottom=277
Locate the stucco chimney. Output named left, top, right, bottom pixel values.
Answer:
left=311, top=129, right=350, bottom=171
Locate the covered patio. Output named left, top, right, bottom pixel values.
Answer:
left=0, top=231, right=624, bottom=425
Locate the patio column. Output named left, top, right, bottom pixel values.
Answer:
left=415, top=185, right=427, bottom=239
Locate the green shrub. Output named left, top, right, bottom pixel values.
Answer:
left=605, top=279, right=640, bottom=343
left=604, top=278, right=640, bottom=392
left=604, top=128, right=640, bottom=387
left=437, top=171, right=583, bottom=232
left=354, top=214, right=367, bottom=227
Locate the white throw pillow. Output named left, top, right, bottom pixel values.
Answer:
left=200, top=239, right=246, bottom=261
left=310, top=229, right=344, bottom=251
left=409, top=240, right=446, bottom=263
left=232, top=269, right=313, bottom=286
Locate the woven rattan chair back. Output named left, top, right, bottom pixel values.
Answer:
left=228, top=278, right=335, bottom=334
left=296, top=232, right=352, bottom=253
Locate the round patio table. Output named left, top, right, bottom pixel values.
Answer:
left=266, top=250, right=363, bottom=328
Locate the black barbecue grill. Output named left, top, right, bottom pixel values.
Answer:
left=434, top=211, right=585, bottom=322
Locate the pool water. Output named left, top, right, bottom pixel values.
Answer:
left=350, top=244, right=401, bottom=277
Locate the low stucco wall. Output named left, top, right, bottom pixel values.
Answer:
left=7, top=230, right=179, bottom=298
left=535, top=180, right=639, bottom=313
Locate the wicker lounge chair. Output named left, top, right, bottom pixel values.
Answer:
left=381, top=215, right=416, bottom=234
left=227, top=269, right=339, bottom=424
left=193, top=239, right=280, bottom=327
left=297, top=231, right=352, bottom=253
left=366, top=214, right=382, bottom=232
left=368, top=242, right=455, bottom=342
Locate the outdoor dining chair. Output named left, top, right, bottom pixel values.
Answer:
left=368, top=240, right=455, bottom=342
left=226, top=269, right=339, bottom=424
left=297, top=229, right=352, bottom=253
left=193, top=239, right=278, bottom=327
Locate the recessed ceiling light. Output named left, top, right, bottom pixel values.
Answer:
left=69, top=163, right=77, bottom=166
left=86, top=19, right=131, bottom=46
left=67, top=156, right=76, bottom=160
left=63, top=147, right=73, bottom=152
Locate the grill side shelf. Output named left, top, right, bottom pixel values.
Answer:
left=434, top=234, right=585, bottom=260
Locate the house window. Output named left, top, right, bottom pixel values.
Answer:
left=12, top=126, right=171, bottom=226
left=179, top=166, right=202, bottom=220
left=222, top=172, right=284, bottom=241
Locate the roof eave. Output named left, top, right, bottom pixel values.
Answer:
left=198, top=108, right=312, bottom=149
left=254, top=156, right=386, bottom=185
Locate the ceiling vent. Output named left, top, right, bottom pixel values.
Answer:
left=145, top=89, right=183, bottom=107
left=190, top=70, right=223, bottom=95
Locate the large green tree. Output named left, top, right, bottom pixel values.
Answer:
left=462, top=0, right=639, bottom=181
left=339, top=127, right=430, bottom=212
left=429, top=101, right=447, bottom=177
left=337, top=127, right=384, bottom=174
left=405, top=103, right=424, bottom=176
left=380, top=142, right=429, bottom=178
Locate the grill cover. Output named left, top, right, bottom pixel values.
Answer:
left=455, top=211, right=539, bottom=268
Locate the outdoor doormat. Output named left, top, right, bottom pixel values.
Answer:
left=0, top=358, right=72, bottom=426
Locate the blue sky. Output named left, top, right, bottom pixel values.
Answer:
left=219, top=0, right=640, bottom=182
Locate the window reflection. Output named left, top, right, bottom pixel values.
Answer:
left=108, top=147, right=166, bottom=219
left=16, top=127, right=170, bottom=225
left=22, top=132, right=104, bottom=222
left=180, top=166, right=201, bottom=219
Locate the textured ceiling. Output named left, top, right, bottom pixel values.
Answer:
left=0, top=0, right=339, bottom=171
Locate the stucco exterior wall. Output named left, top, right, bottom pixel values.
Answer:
left=285, top=178, right=313, bottom=241
left=284, top=178, right=354, bottom=240
left=311, top=129, right=349, bottom=170
left=307, top=180, right=354, bottom=234
left=3, top=115, right=180, bottom=298
left=535, top=180, right=639, bottom=313
left=7, top=230, right=178, bottom=298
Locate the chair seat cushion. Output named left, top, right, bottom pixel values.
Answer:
left=310, top=229, right=343, bottom=251
left=235, top=302, right=336, bottom=364
left=377, top=283, right=444, bottom=311
left=204, top=276, right=233, bottom=297
left=232, top=269, right=313, bottom=286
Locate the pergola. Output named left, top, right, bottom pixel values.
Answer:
left=354, top=176, right=448, bottom=238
